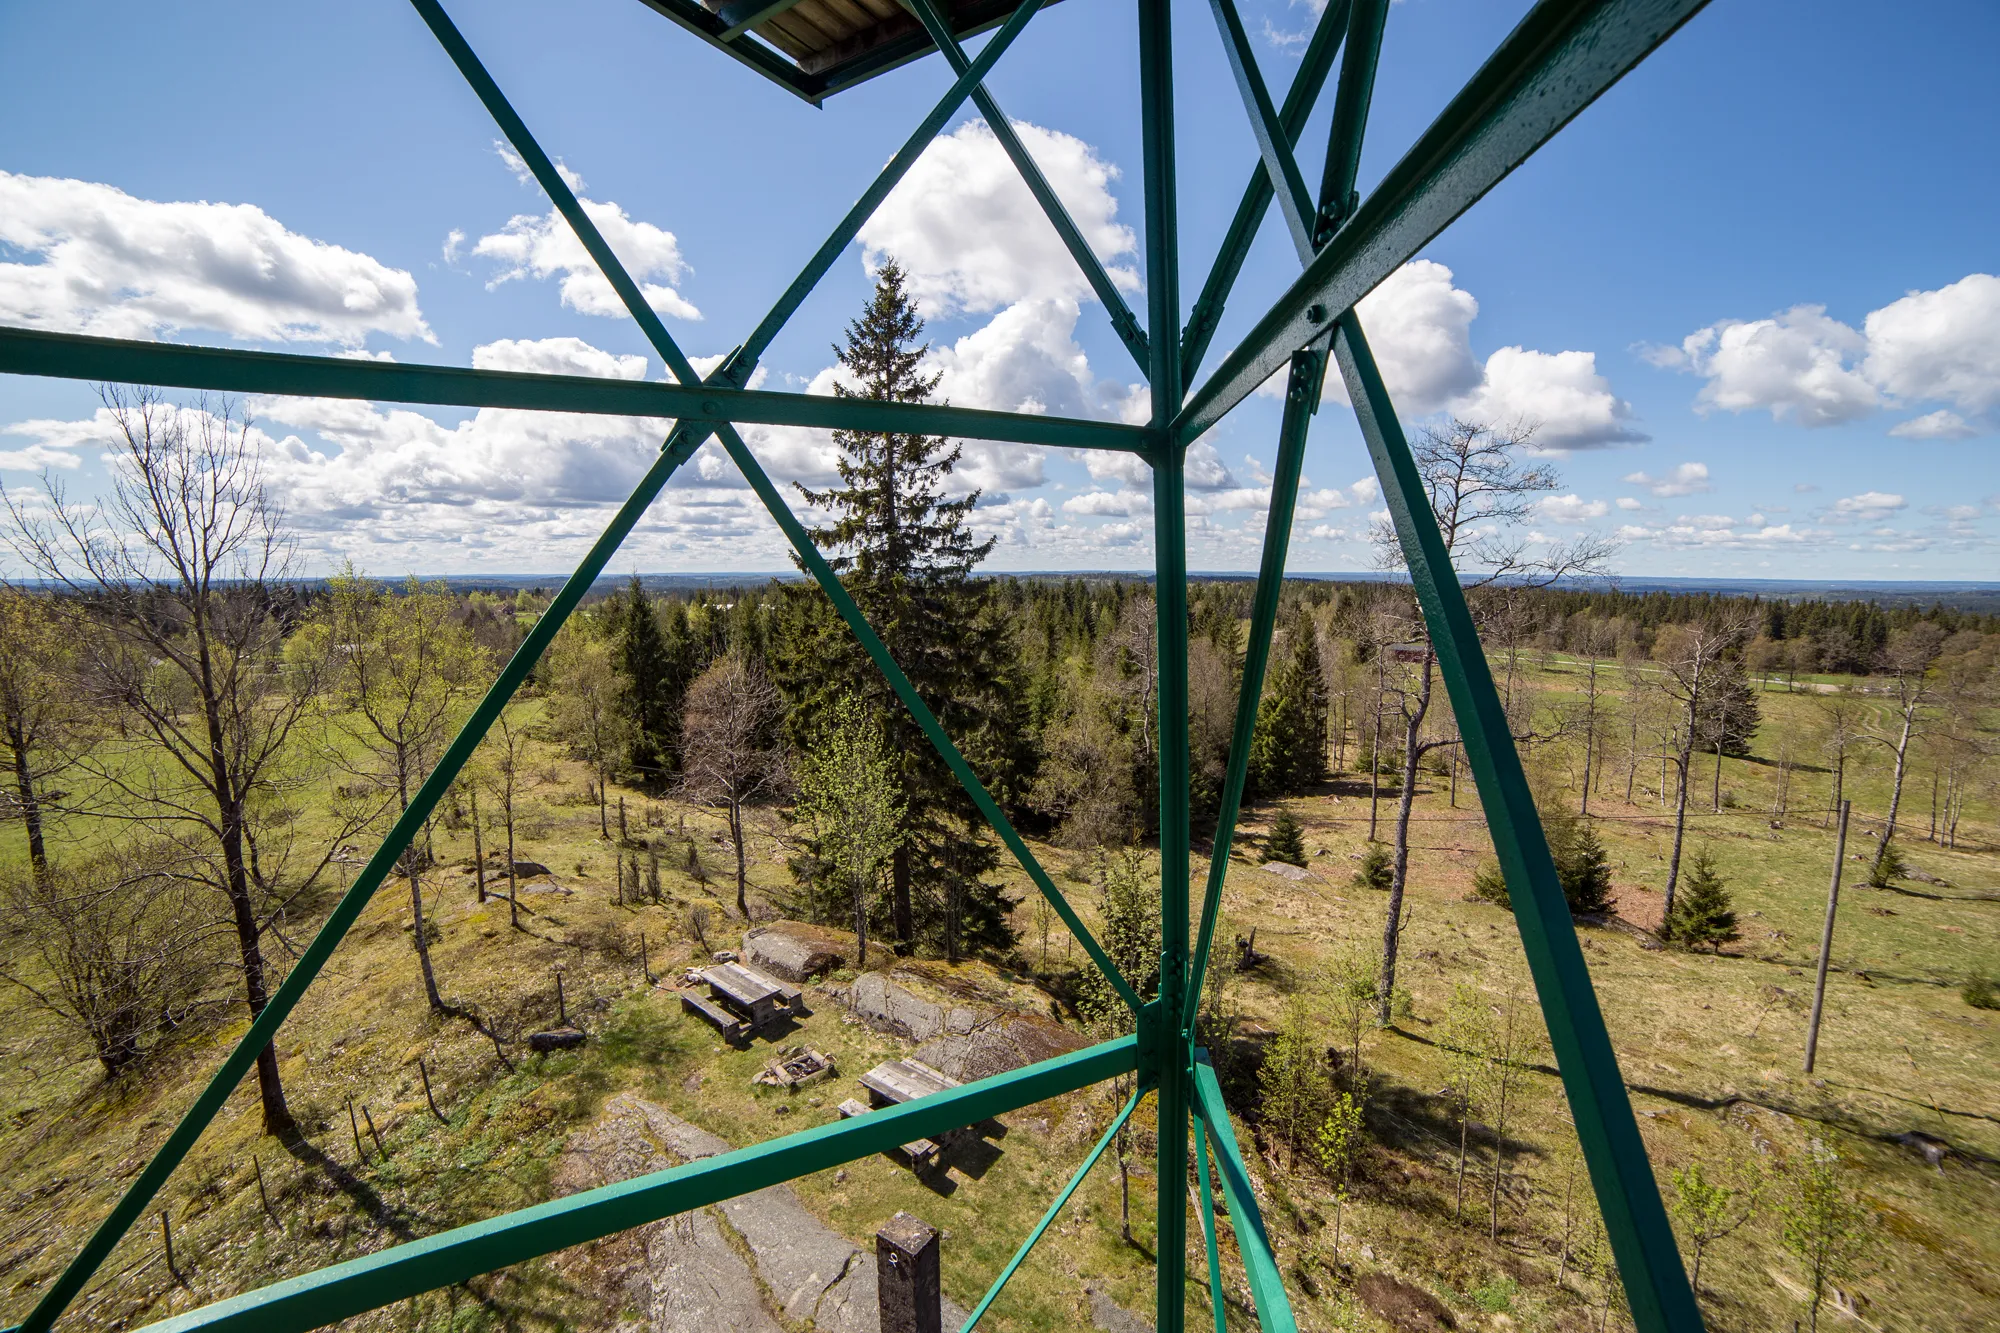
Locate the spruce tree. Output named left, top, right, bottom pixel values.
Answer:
left=771, top=262, right=1022, bottom=958
left=1264, top=809, right=1307, bottom=866
left=1666, top=847, right=1738, bottom=950
left=1076, top=848, right=1160, bottom=1028
left=614, top=575, right=692, bottom=780
left=1556, top=819, right=1616, bottom=916
left=1354, top=843, right=1393, bottom=891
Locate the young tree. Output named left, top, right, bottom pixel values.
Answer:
left=1669, top=1158, right=1758, bottom=1299
left=1365, top=418, right=1614, bottom=1022
left=1314, top=1091, right=1366, bottom=1265
left=1263, top=808, right=1307, bottom=866
left=0, top=589, right=80, bottom=882
left=483, top=706, right=533, bottom=931
left=1864, top=624, right=1944, bottom=884
left=1665, top=847, right=1738, bottom=950
left=545, top=623, right=630, bottom=839
left=1441, top=984, right=1490, bottom=1221
left=313, top=573, right=487, bottom=1013
left=679, top=650, right=785, bottom=918
left=1259, top=993, right=1332, bottom=1168
left=773, top=262, right=1022, bottom=957
left=790, top=693, right=904, bottom=966
left=3, top=389, right=347, bottom=1135
left=1816, top=692, right=1864, bottom=830
left=1653, top=615, right=1754, bottom=921
left=1780, top=1139, right=1873, bottom=1333
left=1076, top=846, right=1160, bottom=1027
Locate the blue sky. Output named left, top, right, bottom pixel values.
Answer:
left=2, top=0, right=1996, bottom=579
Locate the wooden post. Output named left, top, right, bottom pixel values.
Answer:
left=876, top=1212, right=941, bottom=1333
left=1804, top=800, right=1851, bottom=1075
left=252, top=1154, right=277, bottom=1225
left=640, top=932, right=651, bottom=986
left=362, top=1104, right=387, bottom=1158
left=555, top=969, right=568, bottom=1025
left=161, top=1210, right=183, bottom=1284
left=347, top=1096, right=367, bottom=1164
left=420, top=1057, right=448, bottom=1123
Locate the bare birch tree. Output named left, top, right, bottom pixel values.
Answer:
left=680, top=650, right=785, bottom=918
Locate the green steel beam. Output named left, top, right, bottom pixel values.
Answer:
left=1183, top=342, right=1324, bottom=1022
left=1194, top=1119, right=1227, bottom=1333
left=1206, top=0, right=1315, bottom=261
left=1175, top=0, right=1711, bottom=445
left=139, top=1038, right=1139, bottom=1333
left=415, top=0, right=1140, bottom=1015
left=17, top=434, right=711, bottom=1333
left=413, top=0, right=702, bottom=381
left=959, top=1086, right=1142, bottom=1333
left=1138, top=0, right=1188, bottom=1322
left=1178, top=0, right=1350, bottom=386
left=0, top=326, right=1146, bottom=454
left=902, top=0, right=1153, bottom=376
left=715, top=0, right=806, bottom=42
left=735, top=0, right=1050, bottom=373
left=1332, top=314, right=1701, bottom=1332
left=1314, top=0, right=1388, bottom=242
left=1193, top=1056, right=1296, bottom=1333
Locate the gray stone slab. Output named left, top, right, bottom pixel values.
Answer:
left=646, top=1208, right=786, bottom=1333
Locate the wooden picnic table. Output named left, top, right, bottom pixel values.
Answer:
left=858, top=1058, right=961, bottom=1106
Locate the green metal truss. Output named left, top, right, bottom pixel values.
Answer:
left=0, top=0, right=1716, bottom=1329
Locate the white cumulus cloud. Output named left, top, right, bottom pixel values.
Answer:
left=1622, top=462, right=1710, bottom=497
left=1659, top=274, right=2000, bottom=435
left=860, top=119, right=1140, bottom=316
left=1826, top=491, right=1906, bottom=522
left=1537, top=494, right=1611, bottom=524
left=472, top=196, right=699, bottom=322
left=0, top=171, right=431, bottom=346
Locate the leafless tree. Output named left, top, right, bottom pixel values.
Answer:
left=2, top=389, right=354, bottom=1133
left=679, top=651, right=785, bottom=918
left=1652, top=615, right=1755, bottom=919
left=1864, top=624, right=1945, bottom=880
left=1816, top=692, right=1865, bottom=830
left=0, top=588, right=83, bottom=882
left=0, top=843, right=213, bottom=1076
left=1367, top=418, right=1615, bottom=1022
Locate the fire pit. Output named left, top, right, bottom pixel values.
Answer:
left=756, top=1045, right=836, bottom=1090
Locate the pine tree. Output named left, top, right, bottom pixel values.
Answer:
left=1666, top=847, right=1738, bottom=950
left=1264, top=809, right=1307, bottom=866
left=1076, top=848, right=1160, bottom=1029
left=1354, top=843, right=1393, bottom=891
left=771, top=262, right=1022, bottom=959
left=615, top=575, right=693, bottom=780
left=1556, top=819, right=1616, bottom=916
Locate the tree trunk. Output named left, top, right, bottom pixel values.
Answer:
left=1871, top=708, right=1916, bottom=880
left=891, top=842, right=913, bottom=947
left=396, top=753, right=446, bottom=1014
left=506, top=802, right=520, bottom=931
left=1712, top=740, right=1723, bottom=812
left=6, top=714, right=48, bottom=882
left=729, top=793, right=748, bottom=919
left=201, top=661, right=292, bottom=1135
left=469, top=784, right=486, bottom=903
left=597, top=766, right=610, bottom=839
left=1663, top=746, right=1694, bottom=921
left=1379, top=655, right=1433, bottom=1025
left=1580, top=657, right=1597, bottom=817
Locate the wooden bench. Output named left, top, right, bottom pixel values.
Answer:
left=837, top=1097, right=940, bottom=1173
left=679, top=987, right=749, bottom=1043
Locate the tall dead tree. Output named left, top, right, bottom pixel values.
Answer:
left=1366, top=418, right=1613, bottom=1023
left=2, top=389, right=349, bottom=1135
left=1865, top=624, right=1944, bottom=881
left=0, top=588, right=80, bottom=883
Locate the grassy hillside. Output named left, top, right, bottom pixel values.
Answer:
left=1, top=662, right=1995, bottom=1333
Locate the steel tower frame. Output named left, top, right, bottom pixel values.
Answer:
left=0, top=0, right=1715, bottom=1329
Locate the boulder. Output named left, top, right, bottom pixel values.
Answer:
left=742, top=921, right=851, bottom=983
